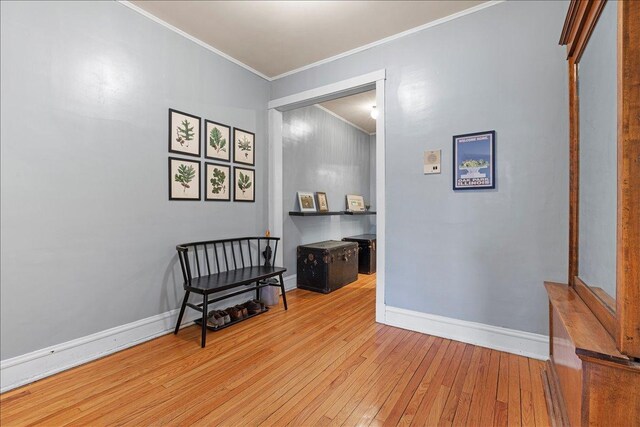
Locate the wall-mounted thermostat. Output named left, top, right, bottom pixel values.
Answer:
left=424, top=150, right=441, bottom=174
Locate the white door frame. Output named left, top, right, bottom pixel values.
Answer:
left=268, top=69, right=386, bottom=323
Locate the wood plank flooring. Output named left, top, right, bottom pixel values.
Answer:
left=0, top=274, right=550, bottom=426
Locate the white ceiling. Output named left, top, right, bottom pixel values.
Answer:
left=318, top=90, right=377, bottom=134
left=129, top=1, right=489, bottom=79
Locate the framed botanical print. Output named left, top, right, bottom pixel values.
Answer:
left=297, top=191, right=316, bottom=212
left=453, top=130, right=496, bottom=190
left=169, top=157, right=200, bottom=201
left=316, top=192, right=329, bottom=212
left=205, top=120, right=230, bottom=162
left=233, top=128, right=255, bottom=166
left=168, top=109, right=201, bottom=157
left=233, top=167, right=255, bottom=202
left=205, top=162, right=230, bottom=201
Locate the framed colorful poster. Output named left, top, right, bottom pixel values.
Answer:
left=168, top=109, right=201, bottom=157
left=205, top=120, right=230, bottom=162
left=169, top=157, right=201, bottom=200
left=233, top=128, right=255, bottom=166
left=205, top=162, right=230, bottom=201
left=233, top=167, right=255, bottom=202
left=453, top=130, right=496, bottom=190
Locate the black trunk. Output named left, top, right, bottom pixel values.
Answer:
left=296, top=240, right=358, bottom=293
left=342, top=234, right=376, bottom=275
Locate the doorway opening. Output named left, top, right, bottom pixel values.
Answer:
left=268, top=70, right=386, bottom=322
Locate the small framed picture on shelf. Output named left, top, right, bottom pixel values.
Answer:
left=205, top=162, right=230, bottom=201
left=346, top=194, right=365, bottom=212
left=168, top=109, right=201, bottom=157
left=205, top=120, right=230, bottom=162
left=316, top=192, right=329, bottom=212
left=453, top=130, right=496, bottom=190
left=297, top=191, right=316, bottom=212
left=233, top=167, right=255, bottom=202
left=233, top=128, right=255, bottom=166
left=169, top=157, right=201, bottom=201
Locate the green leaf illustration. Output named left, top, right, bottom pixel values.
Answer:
left=176, top=119, right=195, bottom=147
left=237, top=136, right=252, bottom=159
left=209, top=127, right=227, bottom=154
left=210, top=167, right=226, bottom=194
left=238, top=171, right=252, bottom=194
left=175, top=164, right=196, bottom=192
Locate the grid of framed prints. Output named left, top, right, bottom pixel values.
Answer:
left=167, top=108, right=255, bottom=202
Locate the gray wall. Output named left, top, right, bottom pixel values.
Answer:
left=272, top=0, right=570, bottom=335
left=283, top=105, right=372, bottom=274
left=578, top=0, right=617, bottom=300
left=0, top=1, right=270, bottom=359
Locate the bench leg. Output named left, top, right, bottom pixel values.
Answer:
left=174, top=290, right=190, bottom=335
left=201, top=293, right=208, bottom=348
left=255, top=281, right=260, bottom=301
left=279, top=274, right=288, bottom=310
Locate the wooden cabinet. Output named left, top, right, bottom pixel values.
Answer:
left=544, top=283, right=639, bottom=426
left=544, top=1, right=640, bottom=425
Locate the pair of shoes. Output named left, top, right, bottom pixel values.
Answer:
left=207, top=310, right=231, bottom=328
left=226, top=307, right=244, bottom=321
left=219, top=310, right=231, bottom=324
left=207, top=311, right=223, bottom=328
left=243, top=300, right=263, bottom=315
left=236, top=305, right=249, bottom=318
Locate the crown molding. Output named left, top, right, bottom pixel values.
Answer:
left=117, top=1, right=271, bottom=81
left=118, top=0, right=504, bottom=83
left=269, top=1, right=505, bottom=81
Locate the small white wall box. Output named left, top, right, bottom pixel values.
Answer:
left=424, top=150, right=441, bottom=174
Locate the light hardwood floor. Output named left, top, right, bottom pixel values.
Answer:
left=0, top=274, right=549, bottom=426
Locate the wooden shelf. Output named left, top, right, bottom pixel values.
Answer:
left=288, top=211, right=343, bottom=216
left=344, top=211, right=376, bottom=215
left=289, top=211, right=376, bottom=217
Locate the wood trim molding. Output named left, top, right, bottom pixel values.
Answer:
left=542, top=359, right=571, bottom=427
left=560, top=0, right=607, bottom=61
left=616, top=0, right=640, bottom=357
left=574, top=277, right=616, bottom=337
left=573, top=1, right=607, bottom=62
left=568, top=59, right=579, bottom=286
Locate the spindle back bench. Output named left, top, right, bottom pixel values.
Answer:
left=174, top=236, right=287, bottom=347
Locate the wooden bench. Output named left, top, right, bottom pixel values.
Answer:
left=174, top=237, right=287, bottom=347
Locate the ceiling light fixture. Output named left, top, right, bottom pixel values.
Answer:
left=370, top=106, right=378, bottom=120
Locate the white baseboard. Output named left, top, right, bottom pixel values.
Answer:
left=384, top=305, right=549, bottom=360
left=283, top=274, right=297, bottom=292
left=0, top=308, right=199, bottom=393
left=1, top=279, right=297, bottom=394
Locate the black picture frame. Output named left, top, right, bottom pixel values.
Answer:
left=204, top=162, right=231, bottom=202
left=452, top=130, right=496, bottom=191
left=204, top=119, right=231, bottom=162
left=168, top=108, right=201, bottom=158
left=169, top=157, right=201, bottom=201
left=233, top=166, right=255, bottom=203
left=233, top=127, right=255, bottom=166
